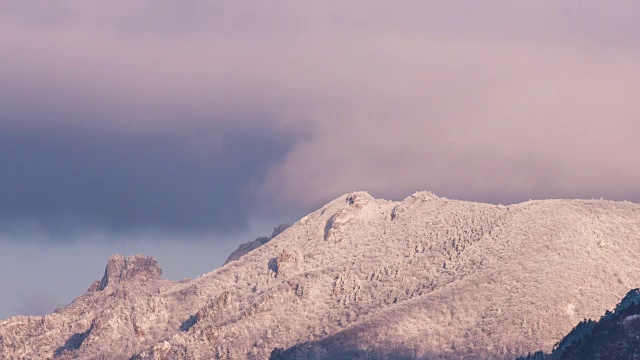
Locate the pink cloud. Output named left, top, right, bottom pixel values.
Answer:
left=1, top=1, right=639, bottom=211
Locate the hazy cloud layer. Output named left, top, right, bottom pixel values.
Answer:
left=1, top=1, right=639, bottom=240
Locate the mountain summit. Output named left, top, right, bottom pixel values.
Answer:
left=2, top=191, right=640, bottom=359
left=96, top=254, right=162, bottom=291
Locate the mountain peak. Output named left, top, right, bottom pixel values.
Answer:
left=406, top=190, right=440, bottom=200
left=3, top=193, right=640, bottom=359
left=97, top=254, right=162, bottom=291
left=344, top=191, right=373, bottom=207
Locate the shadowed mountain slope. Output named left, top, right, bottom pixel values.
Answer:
left=519, top=289, right=640, bottom=360
left=1, top=191, right=640, bottom=359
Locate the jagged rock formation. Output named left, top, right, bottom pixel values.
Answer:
left=519, top=289, right=640, bottom=359
left=97, top=254, right=163, bottom=291
left=224, top=224, right=290, bottom=265
left=0, top=254, right=176, bottom=359
left=2, top=191, right=640, bottom=359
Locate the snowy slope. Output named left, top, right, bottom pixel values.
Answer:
left=1, top=191, right=640, bottom=359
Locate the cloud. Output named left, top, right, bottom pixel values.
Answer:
left=260, top=39, right=640, bottom=207
left=0, top=124, right=298, bottom=240
left=1, top=1, right=639, bottom=241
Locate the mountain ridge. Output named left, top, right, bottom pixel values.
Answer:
left=2, top=191, right=640, bottom=359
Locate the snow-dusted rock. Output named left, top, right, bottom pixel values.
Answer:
left=98, top=254, right=162, bottom=291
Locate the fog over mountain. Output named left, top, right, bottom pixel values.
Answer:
left=2, top=192, right=640, bottom=359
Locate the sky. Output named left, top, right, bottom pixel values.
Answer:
left=1, top=1, right=639, bottom=319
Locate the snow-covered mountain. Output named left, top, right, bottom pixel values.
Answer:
left=2, top=191, right=640, bottom=359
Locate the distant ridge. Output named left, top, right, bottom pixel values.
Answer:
left=224, top=224, right=290, bottom=265
left=2, top=191, right=640, bottom=359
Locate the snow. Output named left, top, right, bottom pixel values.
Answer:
left=2, top=191, right=640, bottom=359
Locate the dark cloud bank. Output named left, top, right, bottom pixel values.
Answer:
left=0, top=124, right=298, bottom=240
left=1, top=1, right=640, bottom=242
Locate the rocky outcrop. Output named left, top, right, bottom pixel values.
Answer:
left=323, top=191, right=373, bottom=243
left=97, top=254, right=162, bottom=291
left=0, top=254, right=173, bottom=359
left=2, top=192, right=640, bottom=359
